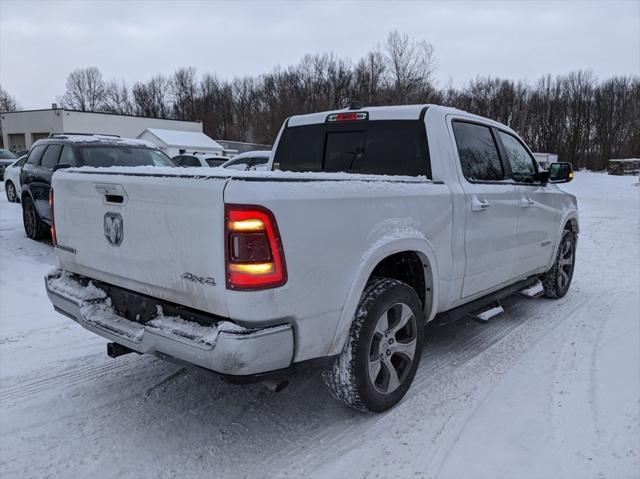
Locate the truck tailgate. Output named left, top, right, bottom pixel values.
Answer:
left=52, top=170, right=230, bottom=317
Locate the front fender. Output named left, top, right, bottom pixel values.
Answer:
left=326, top=234, right=440, bottom=356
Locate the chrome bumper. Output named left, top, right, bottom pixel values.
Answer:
left=45, top=270, right=294, bottom=376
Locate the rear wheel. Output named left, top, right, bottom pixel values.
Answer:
left=322, top=277, right=424, bottom=412
left=22, top=196, right=48, bottom=240
left=5, top=181, right=17, bottom=202
left=541, top=229, right=576, bottom=298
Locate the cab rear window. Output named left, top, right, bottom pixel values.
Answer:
left=274, top=120, right=431, bottom=177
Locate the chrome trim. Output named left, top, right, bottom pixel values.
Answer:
left=45, top=270, right=294, bottom=375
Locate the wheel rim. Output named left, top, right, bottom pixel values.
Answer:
left=557, top=238, right=574, bottom=290
left=7, top=183, right=15, bottom=201
left=368, top=302, right=417, bottom=395
left=24, top=202, right=36, bottom=236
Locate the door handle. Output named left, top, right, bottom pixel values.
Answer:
left=471, top=196, right=491, bottom=211
left=520, top=198, right=535, bottom=208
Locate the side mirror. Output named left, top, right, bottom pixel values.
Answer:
left=53, top=164, right=72, bottom=172
left=547, top=162, right=574, bottom=183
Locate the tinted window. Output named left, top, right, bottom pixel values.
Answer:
left=80, top=146, right=175, bottom=167
left=224, top=158, right=251, bottom=170
left=497, top=131, right=536, bottom=183
left=324, top=131, right=365, bottom=171
left=59, top=145, right=78, bottom=167
left=174, top=155, right=200, bottom=167
left=26, top=145, right=47, bottom=165
left=274, top=120, right=430, bottom=177
left=452, top=122, right=504, bottom=181
left=0, top=149, right=17, bottom=159
left=40, top=144, right=63, bottom=170
left=206, top=158, right=226, bottom=167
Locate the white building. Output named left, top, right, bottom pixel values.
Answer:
left=0, top=107, right=202, bottom=151
left=533, top=152, right=558, bottom=170
left=137, top=128, right=224, bottom=158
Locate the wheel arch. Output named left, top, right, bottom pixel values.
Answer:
left=565, top=215, right=579, bottom=234
left=326, top=236, right=439, bottom=357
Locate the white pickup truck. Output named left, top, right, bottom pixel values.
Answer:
left=45, top=105, right=578, bottom=412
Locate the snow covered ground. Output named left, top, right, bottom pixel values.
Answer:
left=0, top=172, right=638, bottom=479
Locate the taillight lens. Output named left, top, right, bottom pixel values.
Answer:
left=225, top=204, right=287, bottom=290
left=49, top=188, right=57, bottom=246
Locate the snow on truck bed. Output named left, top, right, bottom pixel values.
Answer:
left=63, top=165, right=430, bottom=182
left=1, top=172, right=638, bottom=479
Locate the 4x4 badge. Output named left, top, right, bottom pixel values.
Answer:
left=104, top=212, right=124, bottom=246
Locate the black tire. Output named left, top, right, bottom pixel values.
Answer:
left=5, top=181, right=17, bottom=202
left=22, top=196, right=48, bottom=240
left=322, top=277, right=424, bottom=412
left=541, top=229, right=576, bottom=298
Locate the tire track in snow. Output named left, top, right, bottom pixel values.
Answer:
left=254, top=297, right=553, bottom=477
left=0, top=354, right=152, bottom=402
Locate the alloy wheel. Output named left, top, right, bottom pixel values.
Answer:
left=368, top=302, right=418, bottom=394
left=557, top=238, right=574, bottom=290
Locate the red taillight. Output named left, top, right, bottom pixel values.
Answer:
left=327, top=111, right=368, bottom=122
left=225, top=204, right=287, bottom=290
left=49, top=189, right=57, bottom=246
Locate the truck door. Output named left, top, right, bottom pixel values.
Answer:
left=494, top=130, right=559, bottom=277
left=451, top=120, right=520, bottom=298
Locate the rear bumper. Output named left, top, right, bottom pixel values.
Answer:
left=45, top=269, right=294, bottom=376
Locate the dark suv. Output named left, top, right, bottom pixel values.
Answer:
left=20, top=134, right=176, bottom=240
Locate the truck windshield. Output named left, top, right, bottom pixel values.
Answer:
left=79, top=146, right=176, bottom=167
left=273, top=120, right=430, bottom=177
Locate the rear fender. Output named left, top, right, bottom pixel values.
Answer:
left=326, top=236, right=439, bottom=356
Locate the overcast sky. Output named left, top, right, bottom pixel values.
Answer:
left=1, top=0, right=638, bottom=109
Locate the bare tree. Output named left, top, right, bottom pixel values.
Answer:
left=171, top=67, right=198, bottom=120
left=132, top=75, right=171, bottom=118
left=54, top=32, right=639, bottom=167
left=352, top=51, right=386, bottom=105
left=103, top=80, right=133, bottom=115
left=383, top=31, right=437, bottom=103
left=0, top=85, right=20, bottom=112
left=62, top=67, right=106, bottom=111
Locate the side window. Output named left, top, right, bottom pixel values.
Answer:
left=174, top=156, right=200, bottom=167
left=59, top=145, right=78, bottom=167
left=452, top=122, right=505, bottom=182
left=40, top=145, right=63, bottom=170
left=497, top=131, right=537, bottom=183
left=26, top=145, right=47, bottom=165
left=225, top=158, right=251, bottom=170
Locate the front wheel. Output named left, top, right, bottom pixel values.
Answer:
left=322, top=278, right=424, bottom=412
left=541, top=229, right=576, bottom=298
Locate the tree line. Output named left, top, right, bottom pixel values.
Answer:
left=2, top=31, right=638, bottom=169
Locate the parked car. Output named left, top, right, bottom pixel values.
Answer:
left=0, top=148, right=18, bottom=180
left=221, top=150, right=271, bottom=171
left=21, top=134, right=176, bottom=240
left=607, top=158, right=640, bottom=176
left=173, top=153, right=230, bottom=167
left=45, top=105, right=578, bottom=412
left=4, top=155, right=28, bottom=202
